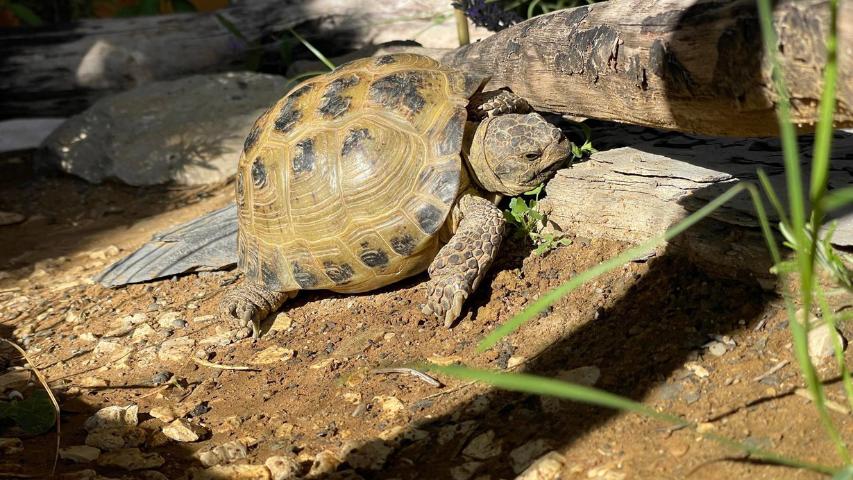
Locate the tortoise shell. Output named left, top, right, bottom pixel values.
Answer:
left=235, top=53, right=478, bottom=293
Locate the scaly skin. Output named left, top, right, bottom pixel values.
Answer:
left=468, top=89, right=531, bottom=120
left=422, top=194, right=506, bottom=327
left=220, top=285, right=296, bottom=338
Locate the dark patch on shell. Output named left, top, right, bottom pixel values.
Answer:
left=273, top=85, right=311, bottom=133
left=261, top=262, right=282, bottom=290
left=375, top=55, right=397, bottom=65
left=243, top=124, right=262, bottom=154
left=251, top=158, right=266, bottom=187
left=415, top=204, right=443, bottom=234
left=341, top=128, right=371, bottom=157
left=430, top=170, right=459, bottom=205
left=368, top=72, right=426, bottom=116
left=293, top=138, right=315, bottom=174
left=323, top=261, right=354, bottom=284
left=291, top=262, right=318, bottom=288
left=235, top=174, right=245, bottom=205
left=438, top=110, right=465, bottom=156
left=318, top=74, right=359, bottom=119
left=359, top=249, right=389, bottom=268
left=390, top=235, right=416, bottom=256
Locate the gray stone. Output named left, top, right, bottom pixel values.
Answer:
left=0, top=118, right=64, bottom=153
left=84, top=405, right=138, bottom=432
left=510, top=439, right=553, bottom=474
left=38, top=72, right=288, bottom=186
left=462, top=430, right=502, bottom=460
left=809, top=323, right=847, bottom=364
left=59, top=445, right=101, bottom=463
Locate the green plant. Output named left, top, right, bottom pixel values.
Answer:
left=436, top=0, right=852, bottom=475
left=0, top=390, right=56, bottom=435
left=504, top=185, right=572, bottom=255
left=1, top=0, right=43, bottom=26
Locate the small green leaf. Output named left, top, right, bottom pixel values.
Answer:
left=215, top=13, right=250, bottom=42
left=524, top=184, right=543, bottom=196
left=8, top=3, right=44, bottom=26
left=0, top=391, right=56, bottom=435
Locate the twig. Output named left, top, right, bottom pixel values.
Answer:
left=1, top=339, right=60, bottom=476
left=191, top=357, right=259, bottom=371
left=752, top=360, right=789, bottom=383
left=795, top=388, right=851, bottom=415
left=372, top=367, right=442, bottom=387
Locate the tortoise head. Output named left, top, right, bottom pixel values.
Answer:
left=467, top=113, right=570, bottom=196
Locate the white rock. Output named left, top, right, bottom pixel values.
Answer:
left=149, top=406, right=179, bottom=423
left=196, top=440, right=249, bottom=467
left=515, top=451, right=566, bottom=480
left=250, top=346, right=295, bottom=365
left=510, top=439, right=553, bottom=474
left=59, top=445, right=101, bottom=463
left=131, top=323, right=156, bottom=342
left=97, top=448, right=164, bottom=470
left=808, top=323, right=847, bottom=364
left=158, top=311, right=182, bottom=328
left=84, top=405, right=138, bottom=432
left=158, top=336, right=195, bottom=362
left=708, top=342, right=728, bottom=357
left=462, top=430, right=502, bottom=460
left=265, top=455, right=300, bottom=480
left=162, top=418, right=207, bottom=442
left=373, top=395, right=406, bottom=419
left=308, top=450, right=342, bottom=476
left=191, top=465, right=271, bottom=480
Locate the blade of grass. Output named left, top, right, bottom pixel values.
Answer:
left=821, top=187, right=853, bottom=212
left=816, top=288, right=853, bottom=414
left=757, top=169, right=791, bottom=228
left=809, top=0, right=838, bottom=206
left=288, top=28, right=335, bottom=70
left=430, top=364, right=839, bottom=476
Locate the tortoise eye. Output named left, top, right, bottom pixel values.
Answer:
left=524, top=152, right=541, bottom=161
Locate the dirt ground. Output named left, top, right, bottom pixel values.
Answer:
left=1, top=151, right=852, bottom=480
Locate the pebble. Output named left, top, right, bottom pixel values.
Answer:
left=684, top=362, right=710, bottom=379
left=149, top=405, right=179, bottom=423
left=59, top=445, right=101, bottom=463
left=515, top=451, right=566, bottom=480
left=438, top=421, right=476, bottom=445
left=250, top=346, right=295, bottom=365
left=462, top=430, right=502, bottom=460
left=265, top=455, right=300, bottom=480
left=79, top=332, right=99, bottom=343
left=197, top=440, right=249, bottom=467
left=450, top=461, right=482, bottom=480
left=373, top=395, right=406, bottom=419
left=188, top=402, right=210, bottom=417
left=269, top=312, right=293, bottom=332
left=157, top=311, right=183, bottom=329
left=97, top=448, right=165, bottom=470
left=85, top=427, right=147, bottom=451
left=84, top=405, right=138, bottom=432
left=162, top=418, right=207, bottom=442
left=510, top=439, right=553, bottom=474
left=308, top=450, right=342, bottom=476
left=78, top=376, right=110, bottom=388
left=192, top=465, right=271, bottom=480
left=132, top=323, right=156, bottom=342
left=0, top=437, right=23, bottom=454
left=707, top=341, right=728, bottom=357
left=696, top=422, right=716, bottom=434
left=158, top=336, right=195, bottom=362
left=151, top=371, right=172, bottom=385
left=808, top=323, right=846, bottom=364
left=340, top=440, right=392, bottom=470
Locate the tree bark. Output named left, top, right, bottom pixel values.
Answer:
left=0, top=0, right=484, bottom=118
left=433, top=0, right=851, bottom=137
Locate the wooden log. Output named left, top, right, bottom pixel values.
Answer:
left=432, top=0, right=852, bottom=137
left=0, top=0, right=486, bottom=118
left=539, top=128, right=853, bottom=286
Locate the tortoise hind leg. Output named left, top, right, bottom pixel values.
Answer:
left=422, top=194, right=506, bottom=327
left=220, top=283, right=296, bottom=338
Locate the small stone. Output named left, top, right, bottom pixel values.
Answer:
left=84, top=405, right=138, bottom=432
left=97, top=448, right=164, bottom=470
left=79, top=332, right=98, bottom=343
left=308, top=450, right=342, bottom=476
left=251, top=346, right=295, bottom=365
left=85, top=427, right=147, bottom=451
left=707, top=342, right=727, bottom=357
left=139, top=471, right=169, bottom=480
left=162, top=418, right=207, bottom=442
left=462, top=430, right=502, bottom=460
left=509, top=439, right=552, bottom=473
left=437, top=421, right=476, bottom=445
left=685, top=362, right=710, bottom=379
left=158, top=311, right=182, bottom=328
left=274, top=423, right=294, bottom=439
left=515, top=451, right=566, bottom=480
left=265, top=455, right=300, bottom=480
left=132, top=323, right=156, bottom=342
left=188, top=402, right=210, bottom=417
left=78, top=376, right=109, bottom=388
left=197, top=440, right=249, bottom=467
left=66, top=310, right=83, bottom=324
left=57, top=469, right=98, bottom=480
left=151, top=371, right=172, bottom=385
left=149, top=406, right=179, bottom=423
left=808, top=323, right=846, bottom=364
left=158, top=336, right=195, bottom=362
left=269, top=312, right=293, bottom=332
left=664, top=436, right=690, bottom=457
left=192, top=465, right=271, bottom=480
left=0, top=438, right=23, bottom=454
left=450, top=461, right=482, bottom=480
left=340, top=440, right=392, bottom=470
left=696, top=422, right=716, bottom=434
left=59, top=445, right=101, bottom=463
left=373, top=395, right=405, bottom=419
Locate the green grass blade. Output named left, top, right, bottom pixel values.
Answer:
left=430, top=364, right=839, bottom=475
left=8, top=3, right=44, bottom=26
left=215, top=13, right=249, bottom=43
left=756, top=169, right=791, bottom=229
left=821, top=187, right=853, bottom=212
left=527, top=0, right=543, bottom=18
left=479, top=183, right=748, bottom=351
left=809, top=0, right=838, bottom=206
left=288, top=28, right=335, bottom=71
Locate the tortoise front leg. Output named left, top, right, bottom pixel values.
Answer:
left=422, top=194, right=506, bottom=327
left=468, top=89, right=531, bottom=120
left=220, top=283, right=296, bottom=338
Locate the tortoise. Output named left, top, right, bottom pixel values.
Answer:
left=222, top=53, right=570, bottom=337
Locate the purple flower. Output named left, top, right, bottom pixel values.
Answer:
left=453, top=0, right=522, bottom=32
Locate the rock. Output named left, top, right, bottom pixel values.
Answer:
left=162, top=418, right=207, bottom=442
left=38, top=72, right=289, bottom=186
left=151, top=371, right=172, bottom=385
left=149, top=406, right=179, bottom=423
left=131, top=323, right=156, bottom=342
left=509, top=439, right=553, bottom=474
left=0, top=211, right=26, bottom=226
left=265, top=455, right=301, bottom=480
left=84, top=405, right=138, bottom=432
left=78, top=376, right=110, bottom=388
left=808, top=323, right=847, bottom=364
left=708, top=341, right=728, bottom=357
left=158, top=336, right=195, bottom=362
left=373, top=395, right=406, bottom=419
left=0, top=118, right=65, bottom=152
left=340, top=440, right=393, bottom=470
left=85, top=427, right=147, bottom=451
left=269, top=312, right=294, bottom=332
left=450, top=461, right=482, bottom=480
left=555, top=366, right=600, bottom=386
left=462, top=430, right=502, bottom=460
left=515, top=451, right=566, bottom=480
left=0, top=437, right=23, bottom=454
left=437, top=421, right=477, bottom=445
left=274, top=423, right=295, bottom=439
left=308, top=450, right=342, bottom=477
left=97, top=448, right=164, bottom=470
left=197, top=440, right=249, bottom=467
left=139, top=471, right=170, bottom=480
left=685, top=362, right=710, bottom=379
left=250, top=346, right=295, bottom=365
left=59, top=445, right=102, bottom=463
left=157, top=311, right=182, bottom=329
left=192, top=465, right=271, bottom=480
